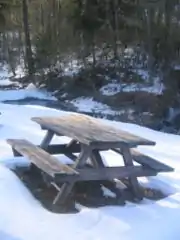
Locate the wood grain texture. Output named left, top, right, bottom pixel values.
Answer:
left=32, top=113, right=156, bottom=147
left=7, top=139, right=79, bottom=177
left=40, top=143, right=81, bottom=155
left=120, top=145, right=143, bottom=200
left=112, top=148, right=174, bottom=172
left=55, top=166, right=157, bottom=182
left=130, top=149, right=174, bottom=172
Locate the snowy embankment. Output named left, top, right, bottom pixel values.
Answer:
left=66, top=69, right=164, bottom=114
left=0, top=63, right=164, bottom=115
left=0, top=65, right=56, bottom=102
left=0, top=88, right=56, bottom=102
left=0, top=103, right=179, bottom=240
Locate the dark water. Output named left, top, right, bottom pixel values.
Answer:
left=2, top=98, right=121, bottom=120
left=3, top=98, right=73, bottom=111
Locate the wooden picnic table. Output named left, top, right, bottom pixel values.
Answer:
left=7, top=113, right=174, bottom=210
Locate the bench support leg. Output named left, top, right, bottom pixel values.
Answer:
left=52, top=144, right=91, bottom=207
left=53, top=182, right=74, bottom=206
left=121, top=145, right=143, bottom=201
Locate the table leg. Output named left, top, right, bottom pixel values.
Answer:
left=121, top=145, right=143, bottom=201
left=40, top=130, right=54, bottom=148
left=91, top=150, right=125, bottom=205
left=73, top=144, right=91, bottom=168
left=91, top=149, right=104, bottom=168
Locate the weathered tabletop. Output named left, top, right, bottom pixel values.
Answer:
left=32, top=113, right=156, bottom=148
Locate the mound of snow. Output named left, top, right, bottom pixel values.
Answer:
left=0, top=89, right=56, bottom=102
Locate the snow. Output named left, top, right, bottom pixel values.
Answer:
left=0, top=65, right=19, bottom=86
left=14, top=63, right=26, bottom=79
left=0, top=83, right=56, bottom=102
left=100, top=70, right=164, bottom=96
left=0, top=65, right=56, bottom=101
left=122, top=80, right=164, bottom=94
left=0, top=101, right=179, bottom=239
left=100, top=80, right=163, bottom=96
left=100, top=83, right=122, bottom=96
left=67, top=97, right=121, bottom=115
left=0, top=79, right=19, bottom=87
left=64, top=59, right=81, bottom=76
left=173, top=64, right=180, bottom=70
left=0, top=65, right=13, bottom=81
left=100, top=81, right=164, bottom=96
left=0, top=89, right=56, bottom=101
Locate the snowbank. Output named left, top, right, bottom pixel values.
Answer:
left=67, top=97, right=121, bottom=115
left=0, top=65, right=56, bottom=101
left=0, top=89, right=56, bottom=101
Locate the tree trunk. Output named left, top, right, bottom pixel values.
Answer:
left=164, top=0, right=172, bottom=69
left=112, top=0, right=119, bottom=59
left=22, top=0, right=35, bottom=77
left=80, top=31, right=87, bottom=67
left=92, top=34, right=96, bottom=68
left=146, top=7, right=154, bottom=82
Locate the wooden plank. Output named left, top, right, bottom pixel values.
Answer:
left=92, top=150, right=105, bottom=167
left=112, top=148, right=174, bottom=172
left=121, top=145, right=143, bottom=200
left=7, top=139, right=79, bottom=177
left=32, top=113, right=156, bottom=147
left=55, top=166, right=157, bottom=182
left=40, top=130, right=54, bottom=148
left=12, top=144, right=81, bottom=156
left=53, top=143, right=91, bottom=205
left=64, top=152, right=77, bottom=161
left=73, top=144, right=91, bottom=168
left=90, top=149, right=126, bottom=202
left=131, top=149, right=174, bottom=172
left=41, top=143, right=81, bottom=155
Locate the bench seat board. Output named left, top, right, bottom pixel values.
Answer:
left=112, top=148, right=174, bottom=172
left=7, top=139, right=78, bottom=177
left=130, top=149, right=174, bottom=172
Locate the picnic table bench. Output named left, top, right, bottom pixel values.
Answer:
left=7, top=113, right=174, bottom=209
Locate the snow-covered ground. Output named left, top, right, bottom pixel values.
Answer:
left=0, top=65, right=12, bottom=82
left=0, top=87, right=56, bottom=101
left=0, top=102, right=179, bottom=240
left=66, top=97, right=121, bottom=115
left=0, top=88, right=56, bottom=101
left=0, top=65, right=56, bottom=101
left=100, top=73, right=164, bottom=96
